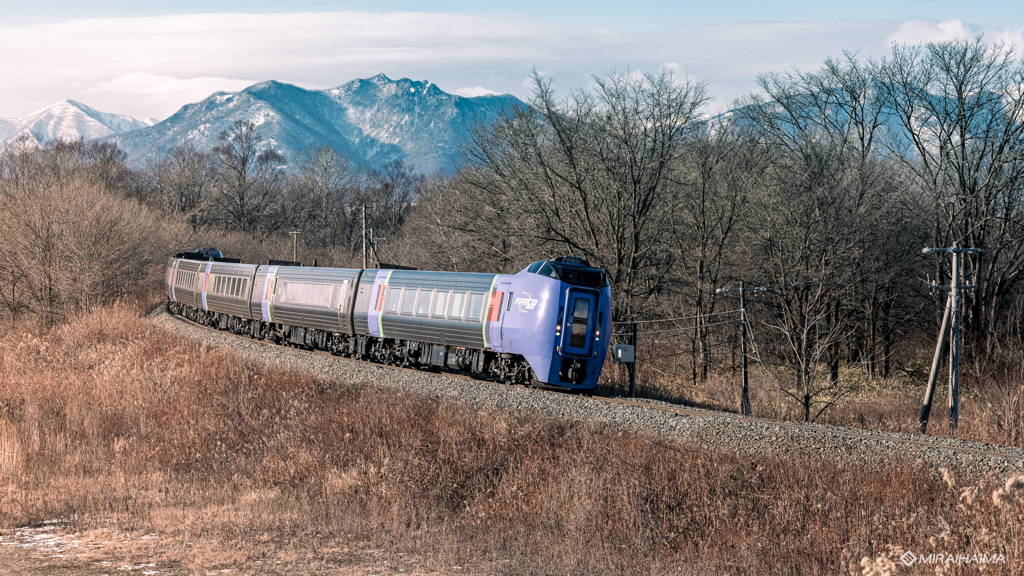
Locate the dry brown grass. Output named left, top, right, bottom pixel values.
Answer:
left=1, top=303, right=1023, bottom=575
left=599, top=334, right=1024, bottom=450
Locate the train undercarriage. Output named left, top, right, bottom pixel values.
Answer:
left=167, top=301, right=536, bottom=385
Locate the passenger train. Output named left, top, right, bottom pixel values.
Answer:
left=165, top=251, right=613, bottom=390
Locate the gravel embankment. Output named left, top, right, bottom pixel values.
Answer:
left=150, top=307, right=1024, bottom=479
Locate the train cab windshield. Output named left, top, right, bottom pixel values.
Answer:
left=526, top=257, right=609, bottom=288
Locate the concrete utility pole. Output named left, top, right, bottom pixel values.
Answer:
left=362, top=205, right=367, bottom=269
left=289, top=231, right=300, bottom=262
left=716, top=283, right=765, bottom=417
left=630, top=322, right=637, bottom=398
left=918, top=292, right=951, bottom=434
left=920, top=244, right=981, bottom=433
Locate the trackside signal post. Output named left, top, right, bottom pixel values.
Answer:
left=613, top=325, right=637, bottom=397
left=919, top=244, right=981, bottom=434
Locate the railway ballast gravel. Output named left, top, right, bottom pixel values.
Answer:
left=151, top=306, right=1024, bottom=479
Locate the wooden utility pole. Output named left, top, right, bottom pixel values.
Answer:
left=920, top=244, right=981, bottom=433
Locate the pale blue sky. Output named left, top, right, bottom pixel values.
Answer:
left=1, top=1, right=1022, bottom=120
left=5, top=0, right=1021, bottom=27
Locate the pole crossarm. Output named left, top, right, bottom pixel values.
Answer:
left=715, top=286, right=767, bottom=295
left=922, top=247, right=983, bottom=254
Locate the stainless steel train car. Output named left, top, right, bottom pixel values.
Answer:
left=166, top=251, right=612, bottom=389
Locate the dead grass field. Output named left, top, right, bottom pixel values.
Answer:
left=599, top=337, right=1024, bottom=451
left=0, top=303, right=1023, bottom=575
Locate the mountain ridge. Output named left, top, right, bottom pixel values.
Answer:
left=0, top=99, right=151, bottom=148
left=0, top=76, right=524, bottom=175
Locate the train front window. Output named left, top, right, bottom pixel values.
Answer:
left=570, top=297, right=589, bottom=348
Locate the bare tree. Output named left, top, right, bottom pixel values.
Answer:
left=211, top=120, right=285, bottom=237
left=147, top=144, right=216, bottom=230
left=672, top=118, right=759, bottom=382
left=0, top=173, right=162, bottom=325
left=284, top=145, right=353, bottom=249
left=356, top=160, right=421, bottom=263
left=461, top=69, right=709, bottom=317
left=878, top=38, right=1024, bottom=352
left=739, top=54, right=923, bottom=420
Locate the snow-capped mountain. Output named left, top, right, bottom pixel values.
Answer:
left=0, top=100, right=150, bottom=148
left=109, top=75, right=523, bottom=174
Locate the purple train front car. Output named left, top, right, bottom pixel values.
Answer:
left=493, top=257, right=612, bottom=389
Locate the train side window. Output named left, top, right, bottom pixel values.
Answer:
left=385, top=287, right=401, bottom=313
left=416, top=290, right=433, bottom=316
left=432, top=290, right=449, bottom=317
left=230, top=277, right=237, bottom=296
left=449, top=291, right=466, bottom=319
left=466, top=292, right=485, bottom=322
left=401, top=288, right=417, bottom=315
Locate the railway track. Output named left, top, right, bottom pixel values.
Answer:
left=151, top=305, right=1024, bottom=477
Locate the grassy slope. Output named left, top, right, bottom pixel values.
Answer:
left=0, top=304, right=1021, bottom=575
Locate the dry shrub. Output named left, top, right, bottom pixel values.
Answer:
left=0, top=304, right=1022, bottom=574
left=0, top=174, right=169, bottom=326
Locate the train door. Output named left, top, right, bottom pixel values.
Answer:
left=492, top=280, right=512, bottom=351
left=260, top=266, right=279, bottom=323
left=336, top=277, right=354, bottom=334
left=561, top=288, right=597, bottom=358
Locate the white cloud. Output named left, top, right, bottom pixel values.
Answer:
left=3, top=12, right=1023, bottom=121
left=83, top=73, right=255, bottom=119
left=0, top=11, right=572, bottom=119
left=887, top=19, right=975, bottom=45
left=453, top=86, right=501, bottom=98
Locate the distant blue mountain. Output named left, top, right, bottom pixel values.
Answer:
left=106, top=74, right=524, bottom=174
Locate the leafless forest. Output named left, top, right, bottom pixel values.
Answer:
left=2, top=37, right=1024, bottom=431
